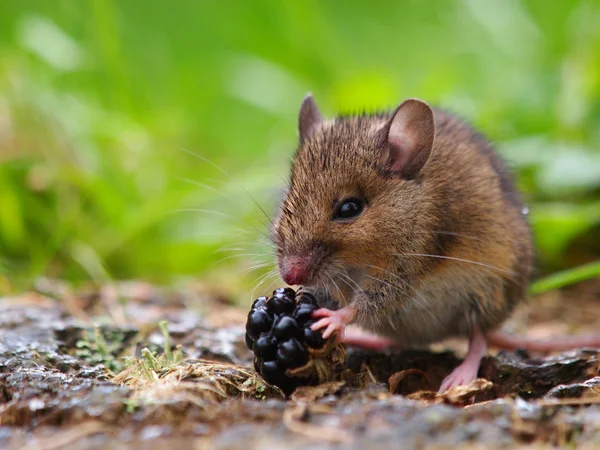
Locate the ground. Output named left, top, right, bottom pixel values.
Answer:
left=1, top=279, right=600, bottom=449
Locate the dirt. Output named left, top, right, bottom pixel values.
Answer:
left=1, top=280, right=600, bottom=449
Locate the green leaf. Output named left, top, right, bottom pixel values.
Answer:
left=530, top=260, right=600, bottom=295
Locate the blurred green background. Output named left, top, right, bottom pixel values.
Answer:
left=1, top=0, right=599, bottom=300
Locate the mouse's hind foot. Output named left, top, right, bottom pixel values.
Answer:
left=439, top=326, right=487, bottom=392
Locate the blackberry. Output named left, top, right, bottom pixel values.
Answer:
left=266, top=288, right=297, bottom=315
left=303, top=326, right=325, bottom=349
left=245, top=307, right=273, bottom=339
left=293, top=303, right=317, bottom=324
left=277, top=338, right=308, bottom=368
left=245, top=288, right=343, bottom=396
left=296, top=291, right=318, bottom=307
left=253, top=334, right=277, bottom=360
left=272, top=316, right=301, bottom=340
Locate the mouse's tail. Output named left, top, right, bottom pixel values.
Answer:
left=486, top=331, right=600, bottom=352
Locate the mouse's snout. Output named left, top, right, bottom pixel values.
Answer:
left=280, top=255, right=313, bottom=286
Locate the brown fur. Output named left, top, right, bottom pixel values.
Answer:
left=274, top=100, right=533, bottom=347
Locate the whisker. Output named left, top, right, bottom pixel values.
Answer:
left=245, top=269, right=276, bottom=302
left=176, top=177, right=240, bottom=207
left=213, top=243, right=275, bottom=259
left=336, top=279, right=359, bottom=307
left=249, top=268, right=279, bottom=300
left=171, top=208, right=276, bottom=245
left=186, top=230, right=251, bottom=239
left=262, top=275, right=279, bottom=297
left=396, top=253, right=515, bottom=276
left=215, top=240, right=276, bottom=251
left=363, top=264, right=411, bottom=288
left=325, top=273, right=344, bottom=304
left=432, top=231, right=484, bottom=242
left=395, top=229, right=491, bottom=244
left=180, top=148, right=275, bottom=228
left=178, top=177, right=275, bottom=233
left=362, top=274, right=405, bottom=295
left=217, top=247, right=245, bottom=252
left=337, top=272, right=361, bottom=297
left=240, top=254, right=274, bottom=270
left=252, top=271, right=277, bottom=297
left=361, top=264, right=437, bottom=318
left=211, top=253, right=271, bottom=267
left=316, top=279, right=332, bottom=306
left=239, top=262, right=274, bottom=275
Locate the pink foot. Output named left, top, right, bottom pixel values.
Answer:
left=439, top=326, right=487, bottom=393
left=342, top=327, right=399, bottom=351
left=438, top=358, right=481, bottom=392
left=311, top=306, right=355, bottom=340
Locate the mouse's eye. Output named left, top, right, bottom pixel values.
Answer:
left=333, top=197, right=365, bottom=221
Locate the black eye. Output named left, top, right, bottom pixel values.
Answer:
left=333, top=198, right=365, bottom=221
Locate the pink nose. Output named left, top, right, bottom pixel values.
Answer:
left=281, top=257, right=310, bottom=285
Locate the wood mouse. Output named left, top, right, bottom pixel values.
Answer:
left=272, top=94, right=600, bottom=392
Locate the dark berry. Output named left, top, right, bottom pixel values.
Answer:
left=293, top=303, right=317, bottom=324
left=273, top=287, right=296, bottom=300
left=277, top=338, right=308, bottom=369
left=272, top=316, right=301, bottom=341
left=246, top=308, right=273, bottom=339
left=267, top=294, right=296, bottom=315
left=275, top=348, right=292, bottom=369
left=253, top=334, right=277, bottom=360
left=252, top=296, right=268, bottom=309
left=296, top=292, right=318, bottom=306
left=303, top=326, right=325, bottom=349
left=260, top=360, right=282, bottom=385
left=245, top=333, right=255, bottom=351
left=266, top=297, right=293, bottom=315
left=260, top=360, right=300, bottom=395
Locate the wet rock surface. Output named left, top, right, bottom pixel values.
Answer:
left=1, top=282, right=600, bottom=449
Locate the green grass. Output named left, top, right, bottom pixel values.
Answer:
left=0, top=0, right=599, bottom=299
left=530, top=260, right=600, bottom=296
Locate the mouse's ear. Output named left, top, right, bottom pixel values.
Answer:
left=298, top=93, right=323, bottom=142
left=381, top=98, right=435, bottom=179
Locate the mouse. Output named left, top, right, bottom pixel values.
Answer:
left=272, top=93, right=600, bottom=392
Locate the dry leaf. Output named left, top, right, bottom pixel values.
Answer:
left=407, top=378, right=493, bottom=406
left=291, top=381, right=346, bottom=403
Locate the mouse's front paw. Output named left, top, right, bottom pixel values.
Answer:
left=311, top=306, right=354, bottom=340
